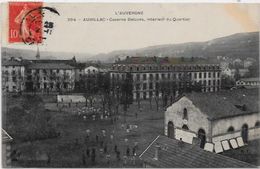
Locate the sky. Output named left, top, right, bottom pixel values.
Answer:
left=2, top=3, right=259, bottom=55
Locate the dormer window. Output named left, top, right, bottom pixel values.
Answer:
left=183, top=108, right=188, bottom=120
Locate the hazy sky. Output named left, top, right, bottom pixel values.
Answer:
left=2, top=3, right=259, bottom=55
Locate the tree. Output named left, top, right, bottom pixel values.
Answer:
left=234, top=68, right=241, bottom=81
left=120, top=72, right=133, bottom=122
left=221, top=75, right=235, bottom=89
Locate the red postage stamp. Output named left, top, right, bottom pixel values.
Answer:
left=9, top=2, right=43, bottom=44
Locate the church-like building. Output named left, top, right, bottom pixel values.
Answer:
left=164, top=89, right=260, bottom=152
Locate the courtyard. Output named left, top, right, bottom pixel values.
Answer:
left=3, top=93, right=165, bottom=168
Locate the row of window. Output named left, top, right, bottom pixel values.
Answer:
left=112, top=64, right=220, bottom=71
left=27, top=69, right=73, bottom=74
left=227, top=121, right=260, bottom=133
left=133, top=80, right=220, bottom=90
left=3, top=70, right=22, bottom=75
left=112, top=72, right=220, bottom=81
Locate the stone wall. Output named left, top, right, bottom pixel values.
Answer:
left=164, top=96, right=211, bottom=142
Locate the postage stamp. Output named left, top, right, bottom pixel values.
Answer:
left=9, top=2, right=43, bottom=44
left=9, top=2, right=59, bottom=45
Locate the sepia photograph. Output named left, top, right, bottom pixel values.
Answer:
left=1, top=1, right=260, bottom=168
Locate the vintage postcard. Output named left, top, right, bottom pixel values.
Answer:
left=1, top=1, right=260, bottom=168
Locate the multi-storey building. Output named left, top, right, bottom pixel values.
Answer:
left=2, top=57, right=77, bottom=93
left=2, top=56, right=109, bottom=93
left=110, top=56, right=221, bottom=100
left=26, top=62, right=76, bottom=92
left=2, top=57, right=26, bottom=92
left=165, top=89, right=259, bottom=149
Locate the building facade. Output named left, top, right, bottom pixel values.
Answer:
left=2, top=57, right=77, bottom=93
left=236, top=78, right=260, bottom=88
left=2, top=58, right=26, bottom=92
left=110, top=56, right=221, bottom=100
left=26, top=62, right=76, bottom=92
left=164, top=89, right=260, bottom=150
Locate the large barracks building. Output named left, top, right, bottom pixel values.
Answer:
left=110, top=56, right=221, bottom=100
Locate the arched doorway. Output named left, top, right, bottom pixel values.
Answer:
left=168, top=121, right=174, bottom=139
left=198, top=129, right=206, bottom=148
left=241, top=124, right=248, bottom=143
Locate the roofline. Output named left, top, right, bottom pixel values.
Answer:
left=210, top=111, right=259, bottom=121
left=139, top=135, right=256, bottom=168
left=2, top=129, right=13, bottom=143
left=139, top=135, right=160, bottom=158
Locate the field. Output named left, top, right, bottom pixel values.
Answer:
left=3, top=93, right=259, bottom=167
left=3, top=93, right=165, bottom=168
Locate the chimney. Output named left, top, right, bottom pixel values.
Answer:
left=153, top=143, right=160, bottom=160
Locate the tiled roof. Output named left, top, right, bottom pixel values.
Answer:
left=30, top=59, right=76, bottom=64
left=117, top=56, right=170, bottom=65
left=2, top=60, right=24, bottom=66
left=139, top=135, right=256, bottom=168
left=27, top=63, right=75, bottom=69
left=240, top=78, right=260, bottom=82
left=183, top=89, right=259, bottom=120
left=2, top=129, right=13, bottom=143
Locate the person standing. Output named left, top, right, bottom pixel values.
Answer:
left=91, top=148, right=96, bottom=164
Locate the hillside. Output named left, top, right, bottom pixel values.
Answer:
left=91, top=32, right=259, bottom=63
left=2, top=32, right=259, bottom=63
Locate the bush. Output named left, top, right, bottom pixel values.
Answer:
left=6, top=95, right=59, bottom=142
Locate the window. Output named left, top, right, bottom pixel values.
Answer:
left=173, top=74, right=176, bottom=79
left=217, top=72, right=220, bottom=78
left=156, top=74, right=159, bottom=80
left=149, top=74, right=153, bottom=80
left=12, top=77, right=16, bottom=82
left=255, top=121, right=260, bottom=127
left=213, top=72, right=216, bottom=78
left=136, top=84, right=140, bottom=90
left=199, top=73, right=202, bottom=78
left=168, top=73, right=170, bottom=79
left=227, top=126, right=234, bottom=132
left=194, top=73, right=197, bottom=79
left=208, top=80, right=211, bottom=86
left=209, top=72, right=211, bottom=78
left=143, top=92, right=147, bottom=99
left=136, top=74, right=140, bottom=81
left=183, top=108, right=188, bottom=120
left=162, top=74, right=165, bottom=79
left=143, top=74, right=147, bottom=80
left=182, top=125, right=189, bottom=130
left=143, top=83, right=147, bottom=90
left=137, top=67, right=140, bottom=71
left=149, top=83, right=153, bottom=89
left=204, top=72, right=207, bottom=78
left=155, top=83, right=159, bottom=90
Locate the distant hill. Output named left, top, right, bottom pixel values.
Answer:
left=90, top=32, right=259, bottom=63
left=2, top=32, right=259, bottom=63
left=1, top=47, right=93, bottom=62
